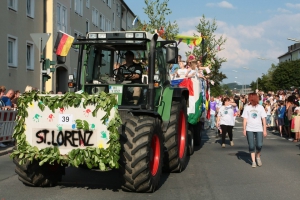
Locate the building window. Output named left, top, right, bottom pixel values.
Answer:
left=75, top=0, right=83, bottom=16
left=73, top=30, right=83, bottom=52
left=92, top=7, right=99, bottom=27
left=127, top=15, right=131, bottom=29
left=86, top=20, right=89, bottom=34
left=106, top=19, right=111, bottom=31
left=26, top=42, right=34, bottom=70
left=112, top=12, right=115, bottom=29
left=8, top=35, right=18, bottom=67
left=86, top=0, right=89, bottom=8
left=107, top=0, right=111, bottom=8
left=8, top=0, right=18, bottom=11
left=57, top=3, right=67, bottom=32
left=116, top=2, right=120, bottom=17
left=100, top=13, right=105, bottom=31
left=26, top=0, right=35, bottom=18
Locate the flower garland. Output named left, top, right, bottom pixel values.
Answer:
left=10, top=91, right=122, bottom=171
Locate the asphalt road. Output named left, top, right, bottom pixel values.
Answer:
left=1, top=117, right=300, bottom=200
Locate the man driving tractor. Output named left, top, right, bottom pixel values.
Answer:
left=116, top=51, right=143, bottom=105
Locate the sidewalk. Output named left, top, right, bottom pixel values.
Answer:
left=0, top=141, right=14, bottom=156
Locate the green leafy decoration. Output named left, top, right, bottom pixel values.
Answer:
left=10, top=91, right=122, bottom=171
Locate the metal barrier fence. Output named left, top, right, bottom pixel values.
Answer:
left=0, top=110, right=18, bottom=142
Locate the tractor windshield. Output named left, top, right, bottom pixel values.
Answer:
left=79, top=43, right=168, bottom=89
left=72, top=31, right=175, bottom=108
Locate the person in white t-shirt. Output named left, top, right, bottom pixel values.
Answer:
left=242, top=92, right=267, bottom=168
left=216, top=97, right=237, bottom=148
left=172, top=64, right=187, bottom=80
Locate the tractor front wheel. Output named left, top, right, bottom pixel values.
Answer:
left=120, top=115, right=164, bottom=192
left=13, top=157, right=65, bottom=187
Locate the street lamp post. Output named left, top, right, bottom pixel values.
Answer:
left=234, top=80, right=243, bottom=94
left=243, top=67, right=258, bottom=91
left=287, top=38, right=300, bottom=43
left=257, top=57, right=277, bottom=62
left=232, top=70, right=244, bottom=94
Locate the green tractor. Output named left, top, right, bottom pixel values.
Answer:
left=12, top=31, right=204, bottom=192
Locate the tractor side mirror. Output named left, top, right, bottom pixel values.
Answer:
left=166, top=46, right=178, bottom=64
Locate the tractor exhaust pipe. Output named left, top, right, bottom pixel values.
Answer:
left=147, top=33, right=158, bottom=110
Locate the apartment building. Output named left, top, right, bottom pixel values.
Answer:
left=278, top=43, right=300, bottom=63
left=1, top=0, right=136, bottom=93
left=0, top=0, right=44, bottom=92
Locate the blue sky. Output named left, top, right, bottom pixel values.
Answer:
left=124, top=0, right=300, bottom=85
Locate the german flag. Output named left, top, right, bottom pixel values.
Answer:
left=53, top=31, right=74, bottom=56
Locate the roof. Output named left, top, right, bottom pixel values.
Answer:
left=278, top=43, right=300, bottom=59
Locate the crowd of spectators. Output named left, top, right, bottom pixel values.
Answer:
left=0, top=85, right=70, bottom=148
left=210, top=89, right=300, bottom=143
left=254, top=89, right=300, bottom=142
left=0, top=85, right=20, bottom=147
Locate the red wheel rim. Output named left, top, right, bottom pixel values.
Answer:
left=178, top=110, right=186, bottom=158
left=150, top=134, right=160, bottom=176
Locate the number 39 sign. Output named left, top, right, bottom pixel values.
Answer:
left=59, top=114, right=73, bottom=124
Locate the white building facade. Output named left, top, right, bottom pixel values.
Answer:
left=0, top=0, right=136, bottom=93
left=278, top=43, right=300, bottom=63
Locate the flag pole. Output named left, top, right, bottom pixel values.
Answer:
left=132, top=16, right=139, bottom=26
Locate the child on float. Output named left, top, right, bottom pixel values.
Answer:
left=196, top=60, right=211, bottom=79
left=185, top=59, right=197, bottom=78
left=172, top=60, right=188, bottom=80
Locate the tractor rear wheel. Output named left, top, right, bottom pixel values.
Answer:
left=13, top=157, right=65, bottom=187
left=120, top=115, right=164, bottom=192
left=163, top=99, right=188, bottom=172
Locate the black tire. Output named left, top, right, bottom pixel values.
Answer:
left=13, top=157, right=65, bottom=187
left=163, top=99, right=188, bottom=172
left=120, top=115, right=164, bottom=192
left=187, top=129, right=194, bottom=155
left=194, top=122, right=202, bottom=146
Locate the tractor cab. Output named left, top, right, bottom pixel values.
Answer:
left=69, top=31, right=178, bottom=110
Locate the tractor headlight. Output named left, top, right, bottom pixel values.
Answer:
left=135, top=33, right=144, bottom=38
left=88, top=34, right=97, bottom=39
left=125, top=33, right=134, bottom=38
left=98, top=33, right=106, bottom=38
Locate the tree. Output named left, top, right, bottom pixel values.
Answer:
left=211, top=84, right=232, bottom=97
left=249, top=63, right=277, bottom=92
left=271, top=60, right=300, bottom=90
left=249, top=81, right=256, bottom=92
left=186, top=15, right=227, bottom=87
left=136, top=0, right=179, bottom=40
